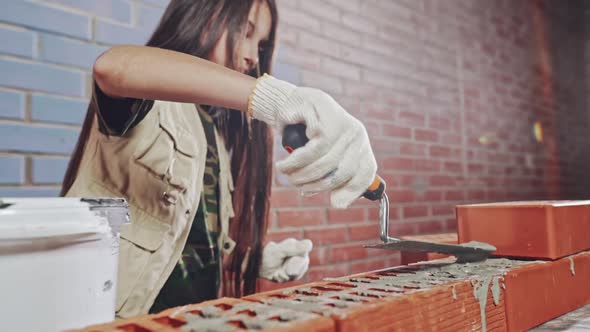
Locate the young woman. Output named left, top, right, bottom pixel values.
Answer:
left=60, top=0, right=378, bottom=318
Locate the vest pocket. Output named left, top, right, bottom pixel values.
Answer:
left=134, top=127, right=196, bottom=206
left=115, top=218, right=170, bottom=313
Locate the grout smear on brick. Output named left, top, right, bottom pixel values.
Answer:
left=569, top=257, right=576, bottom=276
left=179, top=302, right=320, bottom=331
left=250, top=258, right=538, bottom=331
left=471, top=277, right=492, bottom=332
left=410, top=258, right=533, bottom=332
left=491, top=277, right=502, bottom=305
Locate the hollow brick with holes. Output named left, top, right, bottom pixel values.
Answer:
left=69, top=297, right=334, bottom=332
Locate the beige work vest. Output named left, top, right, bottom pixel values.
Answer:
left=65, top=100, right=236, bottom=318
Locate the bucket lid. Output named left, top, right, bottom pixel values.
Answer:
left=0, top=198, right=112, bottom=240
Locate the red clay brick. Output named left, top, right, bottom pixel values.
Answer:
left=304, top=227, right=349, bottom=246
left=327, top=207, right=366, bottom=224
left=416, top=220, right=445, bottom=234
left=403, top=205, right=429, bottom=218
left=280, top=10, right=321, bottom=31
left=468, top=190, right=486, bottom=200
left=301, top=70, right=343, bottom=95
left=278, top=46, right=321, bottom=70
left=398, top=111, right=425, bottom=126
left=301, top=192, right=330, bottom=206
left=270, top=188, right=301, bottom=208
left=387, top=254, right=402, bottom=267
left=428, top=115, right=452, bottom=131
left=265, top=229, right=304, bottom=244
left=429, top=145, right=452, bottom=158
left=328, top=244, right=370, bottom=263
left=390, top=221, right=418, bottom=236
left=430, top=175, right=455, bottom=187
left=441, top=132, right=462, bottom=145
left=422, top=190, right=444, bottom=202
left=457, top=200, right=590, bottom=259
left=388, top=189, right=415, bottom=202
left=445, top=190, right=465, bottom=201
left=414, top=128, right=439, bottom=142
left=400, top=142, right=427, bottom=156
left=505, top=251, right=590, bottom=331
left=432, top=204, right=454, bottom=216
left=444, top=161, right=462, bottom=173
left=370, top=138, right=397, bottom=153
left=382, top=156, right=414, bottom=171
left=414, top=159, right=441, bottom=172
left=363, top=104, right=395, bottom=121
left=382, top=124, right=412, bottom=138
left=309, top=247, right=328, bottom=266
left=277, top=209, right=325, bottom=228
left=299, top=32, right=340, bottom=55
left=468, top=163, right=486, bottom=173
left=348, top=224, right=380, bottom=241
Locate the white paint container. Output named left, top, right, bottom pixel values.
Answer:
left=0, top=198, right=129, bottom=332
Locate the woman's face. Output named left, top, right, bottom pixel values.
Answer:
left=209, top=1, right=272, bottom=74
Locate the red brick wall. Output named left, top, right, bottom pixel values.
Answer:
left=263, top=0, right=590, bottom=288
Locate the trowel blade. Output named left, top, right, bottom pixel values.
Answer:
left=364, top=239, right=496, bottom=263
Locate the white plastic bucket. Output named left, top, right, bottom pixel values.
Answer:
left=0, top=198, right=129, bottom=332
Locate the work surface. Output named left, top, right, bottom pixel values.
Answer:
left=533, top=304, right=590, bottom=331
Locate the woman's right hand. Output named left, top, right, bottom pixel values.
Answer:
left=249, top=75, right=378, bottom=209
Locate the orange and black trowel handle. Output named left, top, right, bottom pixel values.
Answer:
left=282, top=123, right=386, bottom=201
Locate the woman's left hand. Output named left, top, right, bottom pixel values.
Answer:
left=259, top=238, right=313, bottom=283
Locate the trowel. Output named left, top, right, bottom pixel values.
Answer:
left=282, top=124, right=495, bottom=263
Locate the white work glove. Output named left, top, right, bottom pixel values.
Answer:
left=258, top=238, right=312, bottom=283
left=250, top=74, right=378, bottom=209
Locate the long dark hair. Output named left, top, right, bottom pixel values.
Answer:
left=61, top=0, right=278, bottom=297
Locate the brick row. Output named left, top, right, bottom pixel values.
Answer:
left=71, top=297, right=334, bottom=332
left=68, top=249, right=590, bottom=332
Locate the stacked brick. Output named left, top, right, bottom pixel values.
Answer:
left=70, top=200, right=590, bottom=331
left=70, top=251, right=590, bottom=332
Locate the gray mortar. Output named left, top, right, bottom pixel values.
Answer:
left=569, top=257, right=576, bottom=276
left=455, top=241, right=498, bottom=263
left=180, top=302, right=317, bottom=331
left=459, top=241, right=497, bottom=252
left=471, top=277, right=492, bottom=332
left=491, top=277, right=502, bottom=306
left=263, top=298, right=345, bottom=317
left=294, top=288, right=315, bottom=295
left=182, top=313, right=236, bottom=332
left=183, top=258, right=539, bottom=331
left=200, top=306, right=222, bottom=318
